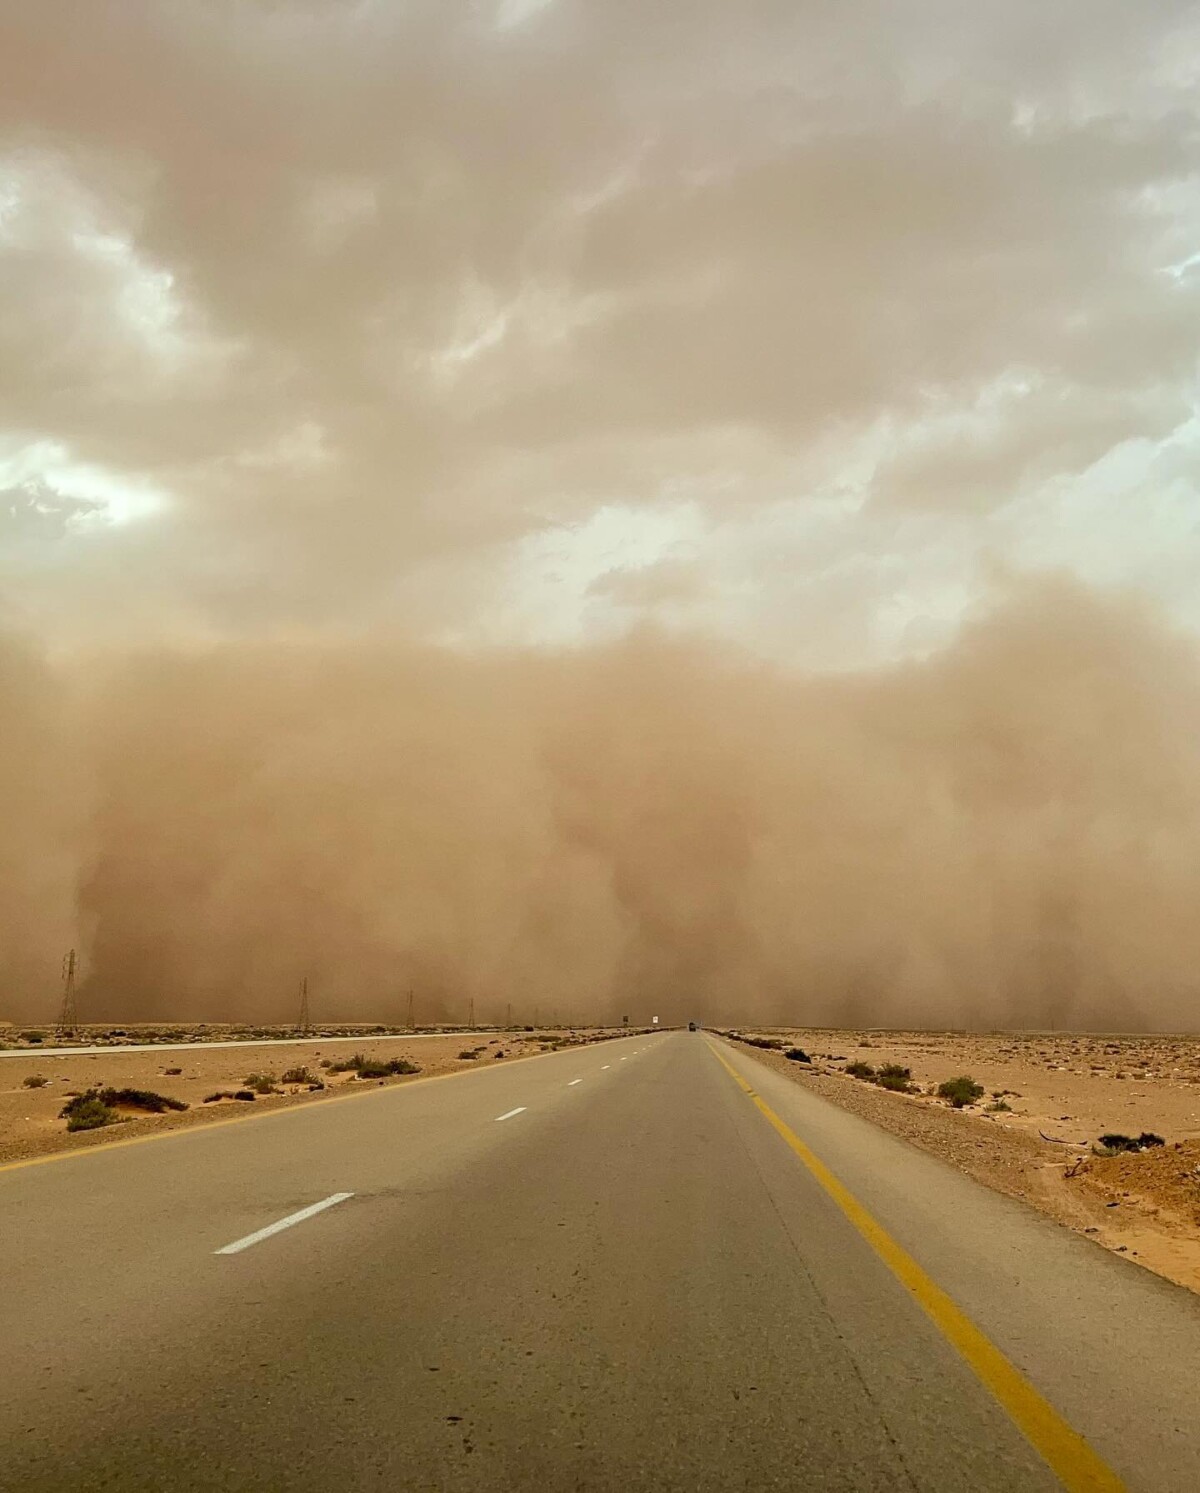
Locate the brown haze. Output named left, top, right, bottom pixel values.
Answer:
left=4, top=577, right=1200, bottom=1030
left=3, top=6, right=1200, bottom=1029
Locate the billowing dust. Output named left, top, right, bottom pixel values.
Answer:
left=3, top=578, right=1200, bottom=1030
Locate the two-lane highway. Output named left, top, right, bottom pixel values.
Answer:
left=5, top=1031, right=1200, bottom=1489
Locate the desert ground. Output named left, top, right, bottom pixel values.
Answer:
left=0, top=1026, right=627, bottom=1166
left=725, top=1027, right=1200, bottom=1294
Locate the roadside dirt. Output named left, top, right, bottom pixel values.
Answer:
left=0, top=1028, right=625, bottom=1166
left=726, top=1027, right=1200, bottom=1295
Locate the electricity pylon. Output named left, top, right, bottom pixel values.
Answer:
left=56, top=949, right=79, bottom=1041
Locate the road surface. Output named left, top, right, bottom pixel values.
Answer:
left=3, top=1031, right=1200, bottom=1490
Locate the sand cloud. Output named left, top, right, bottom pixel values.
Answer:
left=1, top=5, right=1199, bottom=1025
left=3, top=581, right=1200, bottom=1030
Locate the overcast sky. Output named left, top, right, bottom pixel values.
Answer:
left=2, top=0, right=1198, bottom=667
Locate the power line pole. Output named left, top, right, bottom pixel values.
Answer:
left=506, top=1002, right=512, bottom=1028
left=56, top=949, right=79, bottom=1041
left=407, top=988, right=414, bottom=1031
left=468, top=996, right=475, bottom=1030
left=297, top=977, right=311, bottom=1035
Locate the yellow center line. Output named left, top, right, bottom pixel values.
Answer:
left=707, top=1041, right=1125, bottom=1493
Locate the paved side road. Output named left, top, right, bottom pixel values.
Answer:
left=3, top=1031, right=1199, bottom=1490
left=0, top=1029, right=491, bottom=1058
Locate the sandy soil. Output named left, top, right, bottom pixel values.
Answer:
left=726, top=1027, right=1200, bottom=1295
left=0, top=1028, right=625, bottom=1166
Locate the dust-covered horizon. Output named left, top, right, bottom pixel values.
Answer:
left=4, top=576, right=1200, bottom=1032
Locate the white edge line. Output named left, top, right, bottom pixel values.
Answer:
left=568, top=1079, right=582, bottom=1086
left=601, top=1064, right=610, bottom=1069
left=215, top=1192, right=354, bottom=1255
left=495, top=1106, right=527, bottom=1121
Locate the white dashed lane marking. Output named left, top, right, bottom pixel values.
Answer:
left=215, top=1193, right=354, bottom=1256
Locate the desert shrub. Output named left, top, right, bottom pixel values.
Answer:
left=875, top=1064, right=915, bottom=1093
left=66, top=1099, right=115, bottom=1132
left=1098, top=1132, right=1165, bottom=1153
left=281, top=1065, right=315, bottom=1085
left=98, top=1087, right=187, bottom=1113
left=22, top=1074, right=49, bottom=1088
left=458, top=1048, right=485, bottom=1060
left=21, top=1031, right=44, bottom=1043
left=357, top=1057, right=419, bottom=1078
left=986, top=1100, right=1012, bottom=1113
left=494, top=1050, right=506, bottom=1059
left=242, top=1073, right=279, bottom=1094
left=204, top=1091, right=236, bottom=1103
left=163, top=1067, right=183, bottom=1076
left=785, top=1048, right=811, bottom=1063
left=937, top=1076, right=985, bottom=1108
left=234, top=1090, right=257, bottom=1101
left=329, top=1053, right=419, bottom=1078
left=60, top=1091, right=117, bottom=1131
left=846, top=1061, right=876, bottom=1080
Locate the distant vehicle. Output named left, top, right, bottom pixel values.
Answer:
left=688, top=1021, right=698, bottom=1031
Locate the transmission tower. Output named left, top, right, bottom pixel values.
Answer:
left=56, top=949, right=79, bottom=1041
left=297, top=977, right=311, bottom=1035
left=407, top=988, right=414, bottom=1031
left=468, top=996, right=475, bottom=1030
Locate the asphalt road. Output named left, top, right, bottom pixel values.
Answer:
left=4, top=1031, right=1200, bottom=1490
